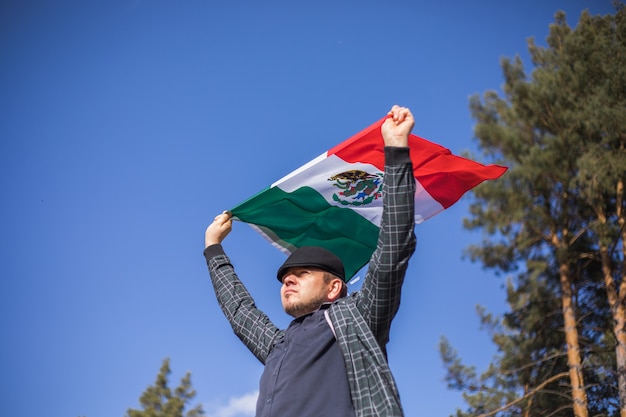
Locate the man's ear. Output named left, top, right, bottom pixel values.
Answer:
left=327, top=278, right=344, bottom=301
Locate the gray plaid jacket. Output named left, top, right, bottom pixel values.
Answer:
left=205, top=147, right=416, bottom=417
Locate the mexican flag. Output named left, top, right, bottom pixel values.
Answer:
left=230, top=116, right=507, bottom=280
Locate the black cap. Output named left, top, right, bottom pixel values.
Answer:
left=277, top=246, right=345, bottom=282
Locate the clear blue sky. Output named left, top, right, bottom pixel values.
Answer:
left=1, top=1, right=615, bottom=416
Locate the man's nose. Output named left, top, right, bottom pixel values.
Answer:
left=282, top=274, right=296, bottom=285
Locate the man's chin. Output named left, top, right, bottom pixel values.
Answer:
left=283, top=299, right=324, bottom=318
left=283, top=304, right=302, bottom=318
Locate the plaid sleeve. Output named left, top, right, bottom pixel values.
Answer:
left=205, top=245, right=283, bottom=364
left=356, top=146, right=416, bottom=349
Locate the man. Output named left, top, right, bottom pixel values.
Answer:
left=204, top=105, right=416, bottom=416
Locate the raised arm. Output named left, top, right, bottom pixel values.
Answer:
left=356, top=105, right=417, bottom=348
left=204, top=212, right=283, bottom=363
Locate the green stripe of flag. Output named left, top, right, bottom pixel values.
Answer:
left=231, top=185, right=379, bottom=279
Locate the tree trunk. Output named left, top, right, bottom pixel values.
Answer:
left=558, top=261, right=589, bottom=417
left=602, top=242, right=626, bottom=417
left=603, top=177, right=626, bottom=417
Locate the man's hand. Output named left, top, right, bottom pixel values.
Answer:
left=381, top=105, right=414, bottom=147
left=205, top=211, right=233, bottom=248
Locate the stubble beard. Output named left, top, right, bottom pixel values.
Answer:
left=283, top=293, right=327, bottom=318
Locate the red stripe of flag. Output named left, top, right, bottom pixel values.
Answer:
left=328, top=117, right=507, bottom=209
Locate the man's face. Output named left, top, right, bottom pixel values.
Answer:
left=280, top=266, right=330, bottom=318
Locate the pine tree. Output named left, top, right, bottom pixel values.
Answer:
left=442, top=4, right=626, bottom=417
left=126, top=358, right=204, bottom=417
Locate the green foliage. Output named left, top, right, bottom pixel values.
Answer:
left=126, top=358, right=204, bottom=417
left=443, top=4, right=625, bottom=417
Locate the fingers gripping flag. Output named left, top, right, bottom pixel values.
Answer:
left=230, top=116, right=507, bottom=280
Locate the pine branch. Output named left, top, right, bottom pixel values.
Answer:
left=544, top=404, right=575, bottom=417
left=498, top=350, right=567, bottom=376
left=476, top=372, right=570, bottom=417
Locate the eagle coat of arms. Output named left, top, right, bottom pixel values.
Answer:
left=328, top=170, right=383, bottom=206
